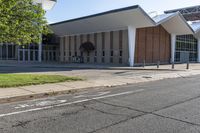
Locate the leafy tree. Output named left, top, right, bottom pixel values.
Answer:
left=0, top=0, right=50, bottom=45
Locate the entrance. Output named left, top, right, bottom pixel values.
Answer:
left=0, top=44, right=17, bottom=60
left=18, top=45, right=39, bottom=62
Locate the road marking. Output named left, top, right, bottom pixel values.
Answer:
left=74, top=91, right=110, bottom=98
left=0, top=89, right=144, bottom=118
left=14, top=100, right=67, bottom=109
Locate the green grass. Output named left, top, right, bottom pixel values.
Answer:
left=0, top=74, right=82, bottom=88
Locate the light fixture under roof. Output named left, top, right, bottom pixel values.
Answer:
left=34, top=0, right=57, bottom=10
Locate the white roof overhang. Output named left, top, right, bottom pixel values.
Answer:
left=155, top=12, right=194, bottom=35
left=50, top=5, right=155, bottom=36
left=190, top=21, right=200, bottom=38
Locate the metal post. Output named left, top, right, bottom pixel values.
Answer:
left=143, top=60, right=145, bottom=68
left=172, top=62, right=175, bottom=69
left=6, top=44, right=8, bottom=60
left=38, top=35, right=42, bottom=62
left=28, top=48, right=30, bottom=62
left=0, top=45, right=3, bottom=60
left=23, top=48, right=25, bottom=62
left=186, top=61, right=189, bottom=70
left=157, top=61, right=160, bottom=69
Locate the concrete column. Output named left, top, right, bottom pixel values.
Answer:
left=198, top=38, right=200, bottom=63
left=128, top=26, right=136, bottom=67
left=171, top=34, right=176, bottom=63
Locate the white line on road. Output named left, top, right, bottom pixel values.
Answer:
left=74, top=91, right=111, bottom=98
left=0, top=89, right=144, bottom=118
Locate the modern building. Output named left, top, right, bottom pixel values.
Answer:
left=51, top=5, right=200, bottom=66
left=164, top=6, right=200, bottom=63
left=1, top=4, right=200, bottom=67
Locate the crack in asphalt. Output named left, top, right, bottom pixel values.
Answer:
left=61, top=108, right=86, bottom=117
left=86, top=97, right=200, bottom=133
left=87, top=113, right=146, bottom=133
left=82, top=104, right=133, bottom=117
left=12, top=120, right=31, bottom=128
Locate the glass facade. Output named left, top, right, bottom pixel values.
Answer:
left=0, top=44, right=17, bottom=60
left=175, top=35, right=198, bottom=62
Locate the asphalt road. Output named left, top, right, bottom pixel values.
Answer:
left=1, top=75, right=200, bottom=133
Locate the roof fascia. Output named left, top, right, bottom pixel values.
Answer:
left=156, top=12, right=194, bottom=33
left=50, top=5, right=140, bottom=26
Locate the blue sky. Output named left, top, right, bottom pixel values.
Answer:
left=46, top=0, right=200, bottom=24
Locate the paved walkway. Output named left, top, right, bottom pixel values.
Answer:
left=0, top=61, right=200, bottom=70
left=0, top=62, right=200, bottom=103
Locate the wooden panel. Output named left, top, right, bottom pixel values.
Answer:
left=165, top=33, right=171, bottom=62
left=135, top=29, right=139, bottom=63
left=159, top=26, right=166, bottom=62
left=146, top=27, right=153, bottom=63
left=137, top=28, right=146, bottom=63
left=153, top=26, right=160, bottom=63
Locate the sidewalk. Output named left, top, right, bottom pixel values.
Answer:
left=0, top=62, right=199, bottom=71
left=1, top=68, right=200, bottom=104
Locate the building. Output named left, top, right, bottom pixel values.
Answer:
left=1, top=4, right=200, bottom=66
left=165, top=5, right=200, bottom=63
left=51, top=5, right=200, bottom=66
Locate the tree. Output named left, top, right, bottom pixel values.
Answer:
left=0, top=0, right=50, bottom=45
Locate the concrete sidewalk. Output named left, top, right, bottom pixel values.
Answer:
left=0, top=62, right=200, bottom=71
left=1, top=69, right=200, bottom=104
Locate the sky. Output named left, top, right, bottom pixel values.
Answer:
left=45, top=0, right=200, bottom=24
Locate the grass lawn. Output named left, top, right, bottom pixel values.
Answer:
left=0, top=74, right=82, bottom=88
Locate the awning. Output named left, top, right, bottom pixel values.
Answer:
left=51, top=5, right=195, bottom=36
left=190, top=21, right=200, bottom=38
left=50, top=5, right=155, bottom=36
left=152, top=12, right=194, bottom=35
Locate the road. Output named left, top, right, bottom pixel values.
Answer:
left=1, top=75, right=200, bottom=133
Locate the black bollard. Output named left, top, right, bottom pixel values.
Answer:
left=186, top=61, right=189, bottom=69
left=157, top=61, right=160, bottom=69
left=143, top=60, right=146, bottom=68
left=172, top=62, right=175, bottom=69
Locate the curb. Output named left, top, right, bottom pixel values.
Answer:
left=0, top=65, right=186, bottom=72
left=0, top=85, right=116, bottom=104
left=0, top=70, right=198, bottom=104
